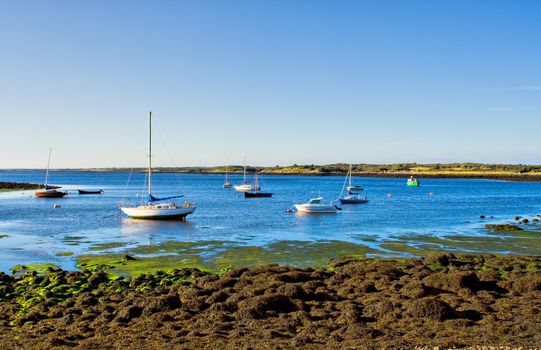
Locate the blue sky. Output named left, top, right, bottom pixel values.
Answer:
left=1, top=0, right=540, bottom=168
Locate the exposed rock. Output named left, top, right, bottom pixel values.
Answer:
left=406, top=297, right=454, bottom=321
left=485, top=224, right=523, bottom=231
left=422, top=271, right=480, bottom=293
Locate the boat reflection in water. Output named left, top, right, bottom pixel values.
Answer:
left=120, top=217, right=197, bottom=240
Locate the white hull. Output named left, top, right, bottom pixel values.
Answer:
left=294, top=204, right=337, bottom=213
left=121, top=203, right=196, bottom=219
left=234, top=184, right=259, bottom=192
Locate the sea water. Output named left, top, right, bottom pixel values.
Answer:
left=0, top=170, right=540, bottom=271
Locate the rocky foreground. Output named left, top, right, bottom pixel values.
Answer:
left=1, top=254, right=540, bottom=349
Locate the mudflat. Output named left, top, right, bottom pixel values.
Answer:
left=0, top=254, right=540, bottom=349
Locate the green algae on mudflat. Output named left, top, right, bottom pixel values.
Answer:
left=210, top=240, right=383, bottom=269
left=77, top=253, right=210, bottom=277
left=88, top=242, right=130, bottom=251
left=55, top=251, right=73, bottom=257
left=380, top=230, right=541, bottom=257
left=10, top=263, right=61, bottom=274
left=62, top=235, right=89, bottom=246
left=75, top=240, right=382, bottom=276
left=129, top=240, right=230, bottom=255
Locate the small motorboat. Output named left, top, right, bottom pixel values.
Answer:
left=407, top=176, right=420, bottom=187
left=294, top=197, right=340, bottom=213
left=78, top=189, right=103, bottom=195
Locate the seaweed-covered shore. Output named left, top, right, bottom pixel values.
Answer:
left=0, top=254, right=540, bottom=349
left=0, top=182, right=41, bottom=191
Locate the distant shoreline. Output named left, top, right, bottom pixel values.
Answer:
left=2, top=163, right=541, bottom=182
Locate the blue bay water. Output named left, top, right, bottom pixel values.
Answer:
left=0, top=170, right=540, bottom=272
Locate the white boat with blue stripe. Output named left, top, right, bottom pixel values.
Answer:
left=120, top=112, right=196, bottom=220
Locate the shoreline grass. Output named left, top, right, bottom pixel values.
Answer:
left=4, top=163, right=541, bottom=181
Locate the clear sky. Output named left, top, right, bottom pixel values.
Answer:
left=1, top=0, right=540, bottom=168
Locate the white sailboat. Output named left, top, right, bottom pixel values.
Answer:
left=345, top=164, right=362, bottom=191
left=234, top=158, right=259, bottom=192
left=120, top=112, right=196, bottom=220
left=223, top=165, right=232, bottom=188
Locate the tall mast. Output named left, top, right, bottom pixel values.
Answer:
left=243, top=157, right=247, bottom=183
left=225, top=165, right=229, bottom=182
left=148, top=111, right=152, bottom=195
left=44, top=148, right=52, bottom=186
left=349, top=164, right=352, bottom=187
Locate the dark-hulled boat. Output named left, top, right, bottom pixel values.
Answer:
left=338, top=164, right=368, bottom=204
left=78, top=189, right=103, bottom=195
left=35, top=149, right=67, bottom=198
left=339, top=194, right=368, bottom=204
left=243, top=173, right=272, bottom=198
left=244, top=191, right=272, bottom=198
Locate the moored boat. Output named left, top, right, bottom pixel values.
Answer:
left=78, top=189, right=103, bottom=195
left=294, top=197, right=339, bottom=213
left=35, top=148, right=67, bottom=198
left=339, top=164, right=368, bottom=204
left=35, top=188, right=68, bottom=198
left=345, top=164, right=363, bottom=191
left=244, top=173, right=272, bottom=198
left=223, top=165, right=232, bottom=188
left=245, top=191, right=272, bottom=198
left=233, top=158, right=259, bottom=192
left=120, top=112, right=196, bottom=220
left=407, top=176, right=420, bottom=187
left=339, top=193, right=368, bottom=204
left=234, top=184, right=258, bottom=192
left=121, top=202, right=195, bottom=219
